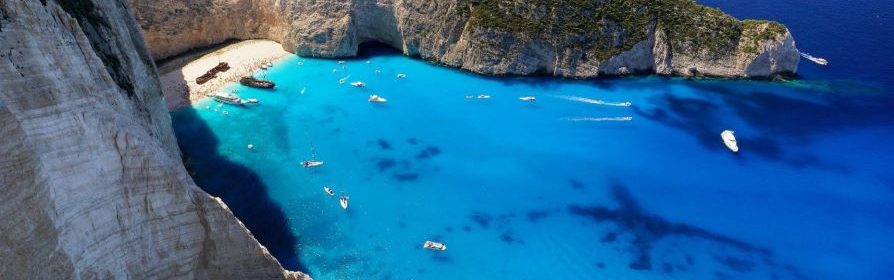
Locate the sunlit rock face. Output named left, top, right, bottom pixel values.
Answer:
left=130, top=0, right=799, bottom=78
left=0, top=0, right=305, bottom=279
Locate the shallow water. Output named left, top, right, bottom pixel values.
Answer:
left=171, top=3, right=894, bottom=278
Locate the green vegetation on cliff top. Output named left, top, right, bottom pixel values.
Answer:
left=467, top=0, right=787, bottom=60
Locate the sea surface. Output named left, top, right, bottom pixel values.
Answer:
left=171, top=1, right=894, bottom=279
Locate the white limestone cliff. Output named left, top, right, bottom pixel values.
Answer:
left=0, top=0, right=306, bottom=279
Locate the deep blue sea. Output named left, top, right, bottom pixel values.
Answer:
left=171, top=1, right=894, bottom=279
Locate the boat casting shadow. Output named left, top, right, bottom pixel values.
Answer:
left=171, top=106, right=308, bottom=273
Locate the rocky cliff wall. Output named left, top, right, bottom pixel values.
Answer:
left=0, top=0, right=305, bottom=279
left=131, top=0, right=799, bottom=78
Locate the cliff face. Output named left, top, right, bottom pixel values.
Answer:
left=0, top=0, right=304, bottom=279
left=131, top=0, right=799, bottom=78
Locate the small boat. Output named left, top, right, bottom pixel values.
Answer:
left=211, top=92, right=242, bottom=105
left=721, top=130, right=739, bottom=153
left=297, top=61, right=304, bottom=66
left=300, top=87, right=306, bottom=95
left=339, top=76, right=350, bottom=85
left=477, top=94, right=491, bottom=99
left=374, top=70, right=382, bottom=74
left=465, top=95, right=474, bottom=99
left=338, top=60, right=346, bottom=64
left=339, top=195, right=349, bottom=210
left=423, top=241, right=447, bottom=251
left=264, top=62, right=274, bottom=68
left=222, top=110, right=229, bottom=116
left=323, top=187, right=335, bottom=196
left=247, top=144, right=255, bottom=150
left=800, top=52, right=828, bottom=66
left=351, top=81, right=366, bottom=87
left=396, top=73, right=407, bottom=79
left=241, top=98, right=259, bottom=105
left=519, top=96, right=537, bottom=102
left=368, top=94, right=387, bottom=103
left=301, top=160, right=325, bottom=168
left=366, top=60, right=371, bottom=64
left=240, top=77, right=275, bottom=89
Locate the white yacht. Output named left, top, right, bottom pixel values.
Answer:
left=351, top=81, right=366, bottom=87
left=519, top=96, right=537, bottom=102
left=247, top=143, right=255, bottom=150
left=396, top=73, right=407, bottom=79
left=368, top=94, right=387, bottom=103
left=339, top=195, right=349, bottom=210
left=800, top=52, right=828, bottom=66
left=323, top=187, right=335, bottom=196
left=211, top=92, right=242, bottom=105
left=477, top=94, right=491, bottom=99
left=423, top=241, right=447, bottom=251
left=301, top=160, right=324, bottom=168
left=721, top=130, right=739, bottom=153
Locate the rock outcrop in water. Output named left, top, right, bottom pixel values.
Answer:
left=131, top=0, right=799, bottom=78
left=0, top=0, right=305, bottom=278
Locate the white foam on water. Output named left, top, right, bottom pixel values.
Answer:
left=556, top=95, right=632, bottom=107
left=562, top=117, right=633, bottom=122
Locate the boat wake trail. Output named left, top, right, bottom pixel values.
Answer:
left=562, top=117, right=633, bottom=122
left=556, top=95, right=632, bottom=107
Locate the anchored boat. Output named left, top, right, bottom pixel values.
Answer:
left=721, top=130, right=739, bottom=153
left=423, top=241, right=447, bottom=251
left=240, top=77, right=276, bottom=89
left=323, top=187, right=335, bottom=196
left=211, top=92, right=242, bottom=105
left=519, top=96, right=537, bottom=102
left=368, top=94, right=387, bottom=103
left=301, top=160, right=324, bottom=168
left=339, top=195, right=349, bottom=210
left=350, top=81, right=366, bottom=87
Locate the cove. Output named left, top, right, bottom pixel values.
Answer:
left=171, top=44, right=894, bottom=279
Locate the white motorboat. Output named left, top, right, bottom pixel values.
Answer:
left=368, top=94, right=387, bottom=103
left=300, top=87, right=306, bottom=95
left=211, top=92, right=242, bottom=105
left=423, top=241, right=447, bottom=251
left=396, top=73, right=407, bottom=79
left=264, top=62, right=274, bottom=68
left=222, top=110, right=229, bottom=116
left=339, top=195, right=349, bottom=210
left=351, top=81, right=366, bottom=87
left=366, top=60, right=371, bottom=64
left=241, top=98, right=259, bottom=105
left=323, top=187, right=335, bottom=196
left=800, top=52, right=828, bottom=66
left=519, top=96, right=537, bottom=102
left=247, top=143, right=255, bottom=150
left=301, top=160, right=324, bottom=168
left=338, top=60, right=346, bottom=64
left=477, top=94, right=491, bottom=99
left=721, top=130, right=739, bottom=153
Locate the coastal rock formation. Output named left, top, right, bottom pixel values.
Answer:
left=0, top=0, right=305, bottom=279
left=131, top=0, right=799, bottom=78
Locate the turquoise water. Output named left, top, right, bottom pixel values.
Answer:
left=172, top=46, right=893, bottom=279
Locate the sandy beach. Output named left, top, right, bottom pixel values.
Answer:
left=158, top=40, right=290, bottom=111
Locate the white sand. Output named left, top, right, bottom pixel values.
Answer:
left=158, top=40, right=290, bottom=111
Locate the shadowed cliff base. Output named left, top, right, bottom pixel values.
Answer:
left=171, top=106, right=308, bottom=272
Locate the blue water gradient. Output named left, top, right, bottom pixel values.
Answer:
left=170, top=2, right=894, bottom=279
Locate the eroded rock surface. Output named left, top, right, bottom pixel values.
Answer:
left=0, top=0, right=306, bottom=279
left=131, top=0, right=799, bottom=78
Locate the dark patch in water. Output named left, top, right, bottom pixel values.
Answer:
left=171, top=107, right=306, bottom=272
left=416, top=146, right=442, bottom=159
left=431, top=254, right=454, bottom=263
left=567, top=182, right=771, bottom=271
left=499, top=231, right=517, bottom=244
left=392, top=173, right=419, bottom=182
left=569, top=179, right=585, bottom=190
left=600, top=231, right=618, bottom=243
left=663, top=262, right=674, bottom=273
left=417, top=268, right=426, bottom=274
left=462, top=225, right=472, bottom=232
left=526, top=210, right=552, bottom=222
left=407, top=138, right=419, bottom=145
left=377, top=139, right=391, bottom=150
left=469, top=212, right=492, bottom=228
left=376, top=158, right=397, bottom=171
left=445, top=227, right=453, bottom=233
left=399, top=222, right=407, bottom=229
left=714, top=255, right=756, bottom=273
left=595, top=262, right=605, bottom=269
